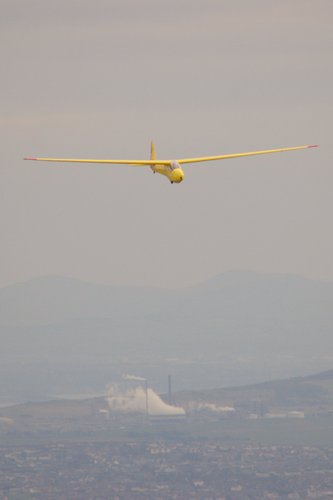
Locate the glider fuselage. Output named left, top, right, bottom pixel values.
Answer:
left=152, top=162, right=184, bottom=184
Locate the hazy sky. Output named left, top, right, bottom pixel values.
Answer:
left=1, top=0, right=332, bottom=288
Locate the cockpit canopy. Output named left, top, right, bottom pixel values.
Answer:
left=170, top=161, right=181, bottom=171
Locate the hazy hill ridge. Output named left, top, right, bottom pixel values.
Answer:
left=177, top=368, right=333, bottom=412
left=3, top=368, right=333, bottom=420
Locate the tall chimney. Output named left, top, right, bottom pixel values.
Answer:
left=145, top=379, right=149, bottom=418
left=168, top=375, right=172, bottom=405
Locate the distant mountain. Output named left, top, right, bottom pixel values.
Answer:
left=0, top=275, right=172, bottom=327
left=176, top=368, right=333, bottom=414
left=1, top=271, right=332, bottom=362
left=0, top=272, right=332, bottom=401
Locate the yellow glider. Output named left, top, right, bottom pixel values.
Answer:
left=24, top=142, right=318, bottom=184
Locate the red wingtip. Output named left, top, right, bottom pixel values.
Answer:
left=24, top=157, right=37, bottom=160
left=308, top=145, right=319, bottom=148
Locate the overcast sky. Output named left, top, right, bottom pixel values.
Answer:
left=1, top=0, right=332, bottom=288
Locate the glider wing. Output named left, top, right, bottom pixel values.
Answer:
left=24, top=145, right=318, bottom=166
left=177, top=145, right=318, bottom=165
left=24, top=157, right=171, bottom=166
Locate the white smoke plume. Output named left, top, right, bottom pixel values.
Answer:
left=106, top=384, right=185, bottom=416
left=122, top=374, right=146, bottom=382
left=188, top=402, right=235, bottom=413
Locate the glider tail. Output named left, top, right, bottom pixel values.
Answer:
left=150, top=141, right=157, bottom=173
left=150, top=141, right=156, bottom=161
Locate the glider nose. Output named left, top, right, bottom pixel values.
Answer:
left=171, top=168, right=184, bottom=183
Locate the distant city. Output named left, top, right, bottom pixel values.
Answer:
left=2, top=440, right=333, bottom=499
